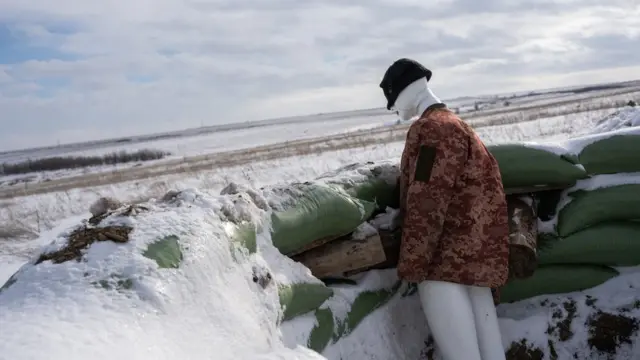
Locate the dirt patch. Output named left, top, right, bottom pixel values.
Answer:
left=546, top=299, right=578, bottom=342
left=35, top=225, right=132, bottom=265
left=587, top=311, right=639, bottom=357
left=506, top=339, right=544, bottom=360
left=418, top=336, right=436, bottom=360
left=251, top=265, right=273, bottom=289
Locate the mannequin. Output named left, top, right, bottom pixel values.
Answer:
left=379, top=58, right=510, bottom=360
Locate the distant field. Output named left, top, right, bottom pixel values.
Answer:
left=2, top=79, right=639, bottom=163
left=0, top=80, right=638, bottom=202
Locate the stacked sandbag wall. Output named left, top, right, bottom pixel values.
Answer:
left=238, top=121, right=640, bottom=348
left=499, top=125, right=640, bottom=303
left=252, top=179, right=393, bottom=326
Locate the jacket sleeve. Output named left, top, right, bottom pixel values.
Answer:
left=399, top=120, right=469, bottom=270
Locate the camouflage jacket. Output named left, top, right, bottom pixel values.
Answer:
left=397, top=104, right=510, bottom=288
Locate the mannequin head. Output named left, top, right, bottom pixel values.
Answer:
left=380, top=58, right=440, bottom=121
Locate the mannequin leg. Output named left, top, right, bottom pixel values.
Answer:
left=417, top=281, right=482, bottom=360
left=467, top=286, right=506, bottom=360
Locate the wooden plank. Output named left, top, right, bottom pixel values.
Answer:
left=343, top=229, right=401, bottom=276
left=506, top=194, right=538, bottom=279
left=285, top=233, right=348, bottom=257
left=291, top=233, right=387, bottom=279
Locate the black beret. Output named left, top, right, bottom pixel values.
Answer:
left=380, top=58, right=432, bottom=110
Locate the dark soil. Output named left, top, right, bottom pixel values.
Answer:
left=587, top=311, right=639, bottom=357
left=35, top=225, right=132, bottom=264
left=546, top=299, right=578, bottom=342
left=418, top=336, right=435, bottom=360
left=251, top=265, right=273, bottom=289
left=585, top=295, right=598, bottom=308
left=506, top=339, right=544, bottom=360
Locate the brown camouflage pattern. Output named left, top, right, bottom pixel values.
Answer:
left=397, top=106, right=510, bottom=288
left=507, top=195, right=538, bottom=279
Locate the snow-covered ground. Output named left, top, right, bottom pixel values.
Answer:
left=1, top=104, right=640, bottom=360
left=0, top=106, right=628, bottom=241
left=2, top=94, right=636, bottom=192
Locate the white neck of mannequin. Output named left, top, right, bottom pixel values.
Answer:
left=416, top=86, right=442, bottom=117
left=393, top=78, right=443, bottom=121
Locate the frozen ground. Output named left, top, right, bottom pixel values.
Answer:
left=1, top=102, right=640, bottom=359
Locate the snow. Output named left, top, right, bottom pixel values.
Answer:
left=559, top=107, right=640, bottom=154
left=368, top=207, right=400, bottom=231
left=589, top=106, right=640, bottom=133
left=2, top=103, right=640, bottom=360
left=567, top=172, right=640, bottom=193
left=521, top=140, right=574, bottom=157
left=0, top=189, right=326, bottom=360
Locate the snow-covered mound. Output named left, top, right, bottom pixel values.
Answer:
left=0, top=190, right=325, bottom=360
left=3, top=185, right=640, bottom=360
left=589, top=105, right=640, bottom=134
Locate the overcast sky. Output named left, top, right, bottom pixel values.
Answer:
left=1, top=0, right=639, bottom=151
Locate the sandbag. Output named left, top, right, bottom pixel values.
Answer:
left=316, top=161, right=400, bottom=210
left=306, top=281, right=402, bottom=353
left=278, top=282, right=334, bottom=321
left=308, top=308, right=335, bottom=353
left=578, top=133, right=640, bottom=175
left=231, top=222, right=257, bottom=254
left=499, top=265, right=619, bottom=303
left=267, top=182, right=376, bottom=255
left=142, top=235, right=183, bottom=269
left=539, top=222, right=640, bottom=267
left=557, top=184, right=640, bottom=237
left=487, top=144, right=587, bottom=189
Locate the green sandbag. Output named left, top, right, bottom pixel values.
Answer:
left=306, top=282, right=403, bottom=353
left=306, top=281, right=402, bottom=353
left=334, top=281, right=402, bottom=341
left=499, top=265, right=619, bottom=303
left=142, top=235, right=183, bottom=269
left=536, top=232, right=559, bottom=252
left=269, top=183, right=375, bottom=254
left=487, top=144, right=587, bottom=189
left=308, top=308, right=334, bottom=353
left=343, top=178, right=399, bottom=210
left=557, top=184, right=640, bottom=237
left=279, top=282, right=334, bottom=321
left=539, top=222, right=640, bottom=267
left=232, top=222, right=257, bottom=254
left=579, top=134, right=640, bottom=175
left=317, top=162, right=400, bottom=210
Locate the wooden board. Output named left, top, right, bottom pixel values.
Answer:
left=506, top=194, right=538, bottom=279
left=285, top=233, right=347, bottom=257
left=291, top=233, right=387, bottom=279
left=343, top=229, right=401, bottom=276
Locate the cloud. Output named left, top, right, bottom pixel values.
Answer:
left=0, top=0, right=639, bottom=150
